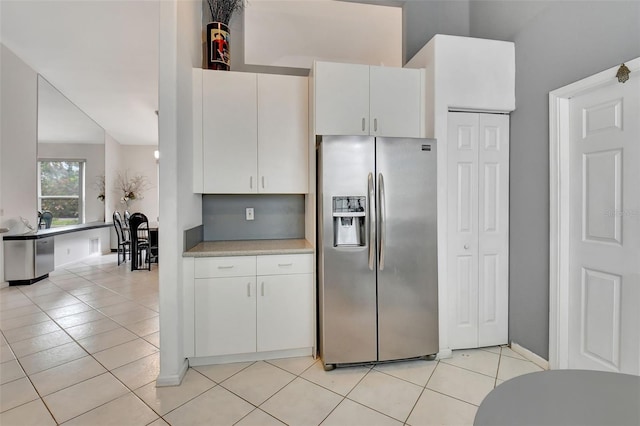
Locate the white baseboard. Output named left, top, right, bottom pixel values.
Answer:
left=188, top=348, right=312, bottom=367
left=436, top=348, right=453, bottom=359
left=510, top=342, right=550, bottom=370
left=155, top=358, right=189, bottom=387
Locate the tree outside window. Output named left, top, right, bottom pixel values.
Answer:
left=38, top=160, right=85, bottom=227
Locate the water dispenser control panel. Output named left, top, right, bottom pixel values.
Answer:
left=332, top=196, right=366, bottom=247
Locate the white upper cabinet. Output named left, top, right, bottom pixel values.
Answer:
left=257, top=74, right=309, bottom=193
left=314, top=61, right=423, bottom=138
left=369, top=66, right=422, bottom=138
left=196, top=70, right=309, bottom=194
left=314, top=61, right=370, bottom=135
left=202, top=71, right=258, bottom=193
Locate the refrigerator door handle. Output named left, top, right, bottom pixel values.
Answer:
left=378, top=172, right=386, bottom=271
left=368, top=172, right=375, bottom=270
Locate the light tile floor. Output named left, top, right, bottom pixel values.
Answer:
left=0, top=253, right=545, bottom=425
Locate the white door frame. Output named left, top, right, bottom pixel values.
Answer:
left=549, top=57, right=640, bottom=370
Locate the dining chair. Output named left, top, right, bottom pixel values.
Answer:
left=113, top=211, right=130, bottom=265
left=38, top=211, right=53, bottom=229
left=129, top=212, right=156, bottom=271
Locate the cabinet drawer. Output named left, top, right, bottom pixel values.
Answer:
left=257, top=254, right=313, bottom=275
left=195, top=256, right=256, bottom=278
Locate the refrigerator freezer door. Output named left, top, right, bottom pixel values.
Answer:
left=318, top=136, right=377, bottom=365
left=376, top=138, right=439, bottom=361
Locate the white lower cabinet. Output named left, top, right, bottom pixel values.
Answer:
left=191, top=254, right=313, bottom=359
left=257, top=274, right=313, bottom=352
left=195, top=277, right=256, bottom=357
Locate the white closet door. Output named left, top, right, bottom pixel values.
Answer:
left=448, top=112, right=480, bottom=349
left=448, top=112, right=509, bottom=350
left=478, top=114, right=509, bottom=347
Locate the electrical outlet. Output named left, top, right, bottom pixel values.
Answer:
left=246, top=208, right=254, bottom=221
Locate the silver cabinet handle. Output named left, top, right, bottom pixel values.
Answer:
left=378, top=173, right=386, bottom=271
left=374, top=118, right=378, bottom=132
left=250, top=176, right=253, bottom=189
left=362, top=118, right=366, bottom=132
left=261, top=176, right=265, bottom=189
left=247, top=282, right=251, bottom=297
left=261, top=281, right=265, bottom=296
left=368, top=172, right=375, bottom=270
left=278, top=263, right=293, bottom=267
left=217, top=265, right=234, bottom=269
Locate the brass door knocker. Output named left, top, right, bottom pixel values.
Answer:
left=616, top=63, right=630, bottom=83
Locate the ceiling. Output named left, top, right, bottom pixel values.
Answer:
left=0, top=1, right=408, bottom=147
left=0, top=0, right=159, bottom=146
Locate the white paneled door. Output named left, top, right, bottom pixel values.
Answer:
left=448, top=112, right=509, bottom=350
left=568, top=76, right=640, bottom=374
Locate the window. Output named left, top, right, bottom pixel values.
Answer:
left=38, top=160, right=85, bottom=227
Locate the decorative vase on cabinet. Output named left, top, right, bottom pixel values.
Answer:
left=206, top=22, right=230, bottom=70
left=204, top=0, right=244, bottom=70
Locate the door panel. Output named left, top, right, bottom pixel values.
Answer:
left=315, top=62, right=370, bottom=135
left=569, top=77, right=640, bottom=374
left=376, top=138, right=438, bottom=360
left=257, top=74, right=308, bottom=193
left=257, top=274, right=313, bottom=352
left=369, top=67, right=421, bottom=138
left=581, top=268, right=622, bottom=370
left=202, top=71, right=257, bottom=193
left=318, top=136, right=377, bottom=365
left=448, top=113, right=480, bottom=349
left=194, top=277, right=256, bottom=357
left=478, top=114, right=509, bottom=347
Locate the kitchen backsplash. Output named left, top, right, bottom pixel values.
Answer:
left=202, top=194, right=305, bottom=241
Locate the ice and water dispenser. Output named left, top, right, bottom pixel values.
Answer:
left=332, top=196, right=366, bottom=247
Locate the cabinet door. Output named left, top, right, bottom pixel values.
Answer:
left=257, top=274, right=313, bottom=352
left=370, top=66, right=422, bottom=138
left=202, top=71, right=258, bottom=193
left=195, top=277, right=256, bottom=357
left=257, top=74, right=309, bottom=193
left=315, top=61, right=370, bottom=135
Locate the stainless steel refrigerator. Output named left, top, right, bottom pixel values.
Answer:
left=317, top=136, right=438, bottom=369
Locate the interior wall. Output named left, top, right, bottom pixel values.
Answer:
left=402, top=0, right=470, bottom=64
left=157, top=0, right=202, bottom=385
left=0, top=44, right=38, bottom=232
left=120, top=145, right=159, bottom=222
left=469, top=0, right=640, bottom=359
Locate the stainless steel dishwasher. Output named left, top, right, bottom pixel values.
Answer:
left=4, top=236, right=55, bottom=285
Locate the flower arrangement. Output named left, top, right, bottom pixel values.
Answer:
left=94, top=175, right=106, bottom=202
left=115, top=171, right=151, bottom=209
left=206, top=0, right=244, bottom=24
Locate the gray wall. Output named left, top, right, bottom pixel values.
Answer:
left=403, top=0, right=470, bottom=63
left=203, top=194, right=305, bottom=241
left=403, top=1, right=640, bottom=359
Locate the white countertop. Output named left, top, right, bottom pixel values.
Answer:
left=183, top=239, right=313, bottom=257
